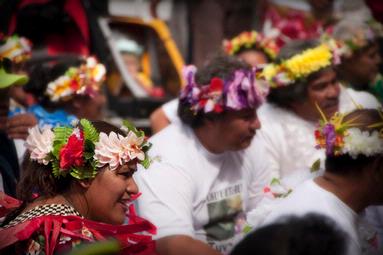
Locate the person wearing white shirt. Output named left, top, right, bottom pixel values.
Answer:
left=136, top=55, right=272, bottom=255
left=261, top=108, right=383, bottom=255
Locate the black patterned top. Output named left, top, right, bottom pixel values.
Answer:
left=3, top=203, right=81, bottom=228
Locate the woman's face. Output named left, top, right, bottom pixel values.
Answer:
left=85, top=161, right=139, bottom=225
left=72, top=92, right=106, bottom=120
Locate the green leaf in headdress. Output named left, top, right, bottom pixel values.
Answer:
left=80, top=119, right=99, bottom=143
left=122, top=119, right=144, bottom=137
left=52, top=126, right=73, bottom=159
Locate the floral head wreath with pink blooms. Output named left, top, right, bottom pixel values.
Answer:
left=223, top=31, right=279, bottom=60
left=315, top=107, right=383, bottom=159
left=25, top=119, right=151, bottom=179
left=45, top=56, right=106, bottom=102
left=179, top=65, right=269, bottom=114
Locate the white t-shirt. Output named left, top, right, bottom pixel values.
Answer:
left=256, top=87, right=380, bottom=179
left=162, top=98, right=180, bottom=124
left=135, top=124, right=272, bottom=254
left=262, top=179, right=371, bottom=255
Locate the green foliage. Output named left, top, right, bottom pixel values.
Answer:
left=123, top=119, right=145, bottom=137
left=80, top=119, right=99, bottom=143
left=52, top=160, right=66, bottom=178
left=270, top=178, right=281, bottom=186
left=310, top=159, right=321, bottom=172
left=70, top=166, right=97, bottom=180
left=52, top=126, right=73, bottom=159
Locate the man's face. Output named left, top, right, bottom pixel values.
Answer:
left=0, top=88, right=10, bottom=131
left=345, top=43, right=381, bottom=86
left=237, top=50, right=268, bottom=68
left=212, top=108, right=261, bottom=152
left=292, top=68, right=340, bottom=121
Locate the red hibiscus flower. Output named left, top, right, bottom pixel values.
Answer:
left=59, top=131, right=85, bottom=170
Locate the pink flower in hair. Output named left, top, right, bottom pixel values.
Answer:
left=25, top=126, right=54, bottom=165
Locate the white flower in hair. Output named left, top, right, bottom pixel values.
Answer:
left=343, top=128, right=383, bottom=159
left=124, top=131, right=145, bottom=161
left=25, top=125, right=54, bottom=165
left=94, top=131, right=145, bottom=171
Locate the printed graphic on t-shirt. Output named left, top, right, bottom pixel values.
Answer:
left=203, top=183, right=245, bottom=253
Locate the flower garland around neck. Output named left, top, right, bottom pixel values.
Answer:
left=0, top=34, right=32, bottom=63
left=46, top=56, right=106, bottom=102
left=314, top=107, right=383, bottom=158
left=179, top=65, right=269, bottom=114
left=25, top=119, right=151, bottom=179
left=223, top=31, right=279, bottom=59
left=260, top=40, right=342, bottom=88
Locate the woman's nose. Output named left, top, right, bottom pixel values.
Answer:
left=127, top=178, right=139, bottom=195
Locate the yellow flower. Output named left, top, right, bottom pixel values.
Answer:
left=261, top=64, right=278, bottom=81
left=284, top=44, right=332, bottom=79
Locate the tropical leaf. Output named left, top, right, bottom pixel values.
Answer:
left=52, top=126, right=73, bottom=158
left=80, top=119, right=99, bottom=142
left=310, top=159, right=321, bottom=172
left=122, top=119, right=141, bottom=137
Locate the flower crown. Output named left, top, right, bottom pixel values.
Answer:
left=223, top=31, right=279, bottom=59
left=336, top=20, right=383, bottom=58
left=260, top=42, right=341, bottom=88
left=46, top=57, right=106, bottom=102
left=25, top=119, right=151, bottom=179
left=315, top=108, right=383, bottom=158
left=0, top=34, right=32, bottom=63
left=179, top=65, right=268, bottom=114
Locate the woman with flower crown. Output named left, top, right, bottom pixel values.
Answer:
left=8, top=56, right=107, bottom=135
left=0, top=119, right=156, bottom=254
left=256, top=108, right=383, bottom=255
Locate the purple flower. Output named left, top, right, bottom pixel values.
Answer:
left=323, top=124, right=336, bottom=155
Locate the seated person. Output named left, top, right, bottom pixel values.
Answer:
left=7, top=57, right=107, bottom=165
left=150, top=30, right=277, bottom=134
left=260, top=108, right=383, bottom=255
left=332, top=18, right=383, bottom=102
left=256, top=38, right=380, bottom=181
left=0, top=119, right=155, bottom=254
left=0, top=49, right=29, bottom=197
left=136, top=54, right=272, bottom=255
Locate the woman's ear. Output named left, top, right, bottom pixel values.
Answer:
left=78, top=178, right=93, bottom=189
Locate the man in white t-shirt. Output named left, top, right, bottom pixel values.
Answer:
left=255, top=39, right=380, bottom=181
left=261, top=108, right=383, bottom=255
left=136, top=55, right=272, bottom=255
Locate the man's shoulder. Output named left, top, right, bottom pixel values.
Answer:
left=340, top=87, right=380, bottom=111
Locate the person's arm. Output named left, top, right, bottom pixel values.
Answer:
left=6, top=113, right=37, bottom=140
left=150, top=107, right=171, bottom=134
left=156, top=235, right=221, bottom=255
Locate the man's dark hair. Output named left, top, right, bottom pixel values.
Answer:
left=325, top=109, right=383, bottom=175
left=231, top=213, right=347, bottom=255
left=267, top=39, right=330, bottom=109
left=178, top=53, right=251, bottom=128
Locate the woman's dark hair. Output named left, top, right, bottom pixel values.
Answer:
left=16, top=121, right=123, bottom=203
left=325, top=109, right=383, bottom=175
left=23, top=57, right=84, bottom=109
left=231, top=213, right=347, bottom=255
left=178, top=53, right=251, bottom=128
left=267, top=39, right=324, bottom=109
